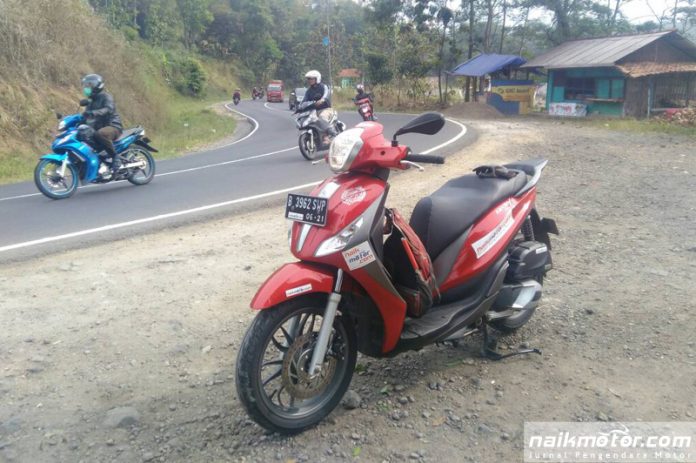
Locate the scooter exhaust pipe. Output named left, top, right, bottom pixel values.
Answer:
left=121, top=160, right=146, bottom=170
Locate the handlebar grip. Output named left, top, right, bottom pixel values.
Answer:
left=405, top=154, right=445, bottom=164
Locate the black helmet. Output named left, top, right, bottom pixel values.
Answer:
left=81, top=74, right=104, bottom=97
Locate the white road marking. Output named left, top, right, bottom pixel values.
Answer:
left=263, top=102, right=290, bottom=112
left=1, top=115, right=468, bottom=252
left=0, top=182, right=322, bottom=253
left=0, top=105, right=273, bottom=202
left=423, top=118, right=467, bottom=154
left=0, top=145, right=295, bottom=201
left=156, top=146, right=295, bottom=177
left=219, top=103, right=260, bottom=146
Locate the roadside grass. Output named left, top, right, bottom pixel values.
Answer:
left=148, top=97, right=236, bottom=160
left=0, top=97, right=236, bottom=184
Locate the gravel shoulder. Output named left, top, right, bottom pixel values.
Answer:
left=1, top=116, right=695, bottom=463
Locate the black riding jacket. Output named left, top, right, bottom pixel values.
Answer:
left=85, top=91, right=123, bottom=131
left=302, top=83, right=331, bottom=110
left=354, top=90, right=372, bottom=102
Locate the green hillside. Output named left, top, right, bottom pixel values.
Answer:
left=0, top=0, right=240, bottom=183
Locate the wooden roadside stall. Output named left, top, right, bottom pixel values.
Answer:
left=521, top=31, right=696, bottom=118
left=449, top=54, right=535, bottom=115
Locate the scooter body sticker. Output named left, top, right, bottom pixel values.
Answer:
left=285, top=283, right=313, bottom=298
left=340, top=186, right=366, bottom=205
left=472, top=213, right=515, bottom=259
left=342, top=242, right=376, bottom=270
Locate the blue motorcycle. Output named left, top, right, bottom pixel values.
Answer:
left=34, top=112, right=157, bottom=199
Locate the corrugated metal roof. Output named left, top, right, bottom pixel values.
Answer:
left=449, top=54, right=526, bottom=77
left=522, top=31, right=675, bottom=69
left=617, top=61, right=696, bottom=77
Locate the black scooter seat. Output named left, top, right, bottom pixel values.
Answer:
left=115, top=127, right=143, bottom=142
left=409, top=169, right=527, bottom=260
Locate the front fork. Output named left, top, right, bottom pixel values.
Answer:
left=307, top=269, right=343, bottom=376
left=306, top=130, right=316, bottom=151
left=58, top=158, right=69, bottom=177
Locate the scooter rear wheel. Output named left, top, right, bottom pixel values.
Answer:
left=124, top=147, right=156, bottom=185
left=235, top=295, right=357, bottom=434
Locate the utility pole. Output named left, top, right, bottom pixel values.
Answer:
left=326, top=0, right=333, bottom=90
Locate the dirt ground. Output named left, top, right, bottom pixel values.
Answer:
left=1, top=114, right=695, bottom=463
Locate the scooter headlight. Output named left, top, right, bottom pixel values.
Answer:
left=315, top=217, right=364, bottom=257
left=328, top=128, right=363, bottom=173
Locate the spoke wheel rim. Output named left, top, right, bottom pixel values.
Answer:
left=257, top=308, right=349, bottom=420
left=125, top=148, right=152, bottom=181
left=40, top=162, right=73, bottom=195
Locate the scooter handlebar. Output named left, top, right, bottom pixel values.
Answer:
left=404, top=154, right=445, bottom=164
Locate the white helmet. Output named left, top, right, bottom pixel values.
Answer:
left=305, top=70, right=321, bottom=83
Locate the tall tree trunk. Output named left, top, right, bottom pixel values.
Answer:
left=438, top=25, right=447, bottom=105
left=483, top=0, right=494, bottom=52
left=465, top=0, right=475, bottom=102
left=499, top=0, right=507, bottom=53
left=518, top=6, right=530, bottom=55
left=610, top=0, right=622, bottom=31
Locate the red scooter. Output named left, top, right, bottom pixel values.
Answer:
left=354, top=96, right=374, bottom=121
left=236, top=113, right=558, bottom=433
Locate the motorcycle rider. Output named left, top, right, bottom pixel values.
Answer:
left=81, top=74, right=123, bottom=174
left=301, top=70, right=337, bottom=142
left=354, top=83, right=372, bottom=102
left=233, top=88, right=241, bottom=101
left=353, top=83, right=375, bottom=120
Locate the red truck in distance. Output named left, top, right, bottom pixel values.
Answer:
left=266, top=80, right=284, bottom=103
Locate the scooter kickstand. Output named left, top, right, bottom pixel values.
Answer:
left=479, top=324, right=542, bottom=361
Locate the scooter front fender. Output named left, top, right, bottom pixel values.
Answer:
left=251, top=262, right=337, bottom=310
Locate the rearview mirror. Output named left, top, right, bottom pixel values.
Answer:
left=393, top=112, right=445, bottom=140
left=55, top=112, right=63, bottom=120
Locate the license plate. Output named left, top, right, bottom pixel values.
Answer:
left=285, top=193, right=328, bottom=227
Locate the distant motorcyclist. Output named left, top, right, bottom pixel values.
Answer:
left=353, top=83, right=376, bottom=121
left=354, top=84, right=372, bottom=102
left=301, top=70, right=337, bottom=139
left=81, top=74, right=123, bottom=174
left=233, top=88, right=241, bottom=104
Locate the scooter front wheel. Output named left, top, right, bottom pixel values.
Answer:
left=235, top=295, right=357, bottom=434
left=34, top=159, right=79, bottom=200
left=298, top=131, right=321, bottom=161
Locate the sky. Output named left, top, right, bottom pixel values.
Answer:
left=622, top=0, right=675, bottom=22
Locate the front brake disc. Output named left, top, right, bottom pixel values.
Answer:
left=281, top=333, right=336, bottom=400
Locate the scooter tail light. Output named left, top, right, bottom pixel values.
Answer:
left=315, top=217, right=364, bottom=257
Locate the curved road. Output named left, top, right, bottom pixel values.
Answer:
left=0, top=101, right=473, bottom=260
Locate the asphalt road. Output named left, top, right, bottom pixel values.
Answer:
left=0, top=101, right=472, bottom=260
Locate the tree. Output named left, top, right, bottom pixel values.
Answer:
left=176, top=0, right=213, bottom=49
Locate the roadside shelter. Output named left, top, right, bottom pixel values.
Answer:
left=449, top=54, right=534, bottom=114
left=337, top=68, right=361, bottom=89
left=521, top=31, right=696, bottom=117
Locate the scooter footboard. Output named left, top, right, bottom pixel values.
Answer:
left=250, top=262, right=338, bottom=309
